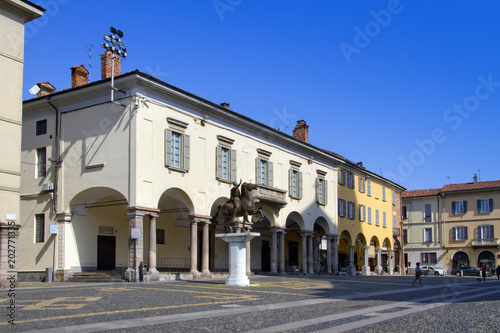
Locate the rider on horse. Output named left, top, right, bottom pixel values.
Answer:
left=230, top=180, right=242, bottom=220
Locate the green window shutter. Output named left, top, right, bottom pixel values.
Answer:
left=256, top=158, right=261, bottom=185
left=477, top=199, right=481, bottom=212
left=452, top=201, right=456, bottom=214
left=165, top=129, right=172, bottom=167
left=490, top=225, right=494, bottom=238
left=452, top=227, right=456, bottom=240
left=288, top=169, right=293, bottom=194
left=183, top=134, right=190, bottom=170
left=464, top=200, right=467, bottom=213
left=216, top=146, right=222, bottom=179
left=298, top=171, right=303, bottom=199
left=268, top=161, right=274, bottom=187
left=464, top=226, right=468, bottom=240
left=230, top=149, right=237, bottom=182
left=338, top=199, right=342, bottom=216
left=316, top=178, right=320, bottom=204
left=489, top=198, right=494, bottom=212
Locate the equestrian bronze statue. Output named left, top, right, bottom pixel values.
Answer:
left=211, top=181, right=263, bottom=232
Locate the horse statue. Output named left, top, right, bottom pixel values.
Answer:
left=211, top=181, right=263, bottom=233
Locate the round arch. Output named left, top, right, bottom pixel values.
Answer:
left=452, top=251, right=470, bottom=268
left=286, top=211, right=305, bottom=231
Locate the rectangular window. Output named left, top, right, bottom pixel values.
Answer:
left=424, top=204, right=431, bottom=222
left=477, top=199, right=493, bottom=213
left=421, top=252, right=437, bottom=264
left=256, top=158, right=274, bottom=187
left=36, top=119, right=47, bottom=136
left=402, top=206, right=407, bottom=219
left=383, top=211, right=387, bottom=228
left=338, top=169, right=346, bottom=186
left=393, top=214, right=397, bottom=229
left=165, top=129, right=190, bottom=171
left=392, top=190, right=396, bottom=206
left=367, top=180, right=371, bottom=196
left=375, top=209, right=379, bottom=226
left=478, top=225, right=494, bottom=239
left=338, top=199, right=346, bottom=217
left=359, top=204, right=366, bottom=222
left=452, top=200, right=467, bottom=215
left=358, top=177, right=365, bottom=193
left=35, top=214, right=45, bottom=243
left=216, top=146, right=236, bottom=182
left=424, top=228, right=432, bottom=242
left=316, top=177, right=327, bottom=205
left=289, top=169, right=303, bottom=199
left=382, top=186, right=386, bottom=201
left=156, top=229, right=165, bottom=244
left=36, top=147, right=47, bottom=178
left=452, top=226, right=468, bottom=241
left=403, top=229, right=408, bottom=244
left=368, top=207, right=372, bottom=224
left=347, top=171, right=354, bottom=189
left=347, top=201, right=356, bottom=220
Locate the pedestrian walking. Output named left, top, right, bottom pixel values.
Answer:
left=481, top=263, right=487, bottom=282
left=496, top=265, right=500, bottom=280
left=411, top=262, right=422, bottom=287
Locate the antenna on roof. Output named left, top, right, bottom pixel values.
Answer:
left=446, top=176, right=450, bottom=184
left=478, top=169, right=480, bottom=181
left=85, top=44, right=93, bottom=81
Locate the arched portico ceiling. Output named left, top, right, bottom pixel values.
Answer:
left=313, top=216, right=331, bottom=235
left=158, top=188, right=194, bottom=227
left=286, top=211, right=304, bottom=231
left=478, top=250, right=495, bottom=261
left=355, top=233, right=367, bottom=252
left=70, top=187, right=128, bottom=216
left=370, top=236, right=380, bottom=248
left=382, top=238, right=392, bottom=250
left=339, top=230, right=352, bottom=246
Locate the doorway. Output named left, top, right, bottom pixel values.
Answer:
left=97, top=235, right=116, bottom=270
left=261, top=240, right=270, bottom=272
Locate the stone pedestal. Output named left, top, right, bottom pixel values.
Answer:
left=216, top=232, right=260, bottom=286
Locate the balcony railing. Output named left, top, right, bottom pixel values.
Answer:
left=471, top=238, right=500, bottom=247
left=255, top=186, right=287, bottom=206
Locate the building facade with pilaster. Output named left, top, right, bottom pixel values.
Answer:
left=19, top=54, right=405, bottom=281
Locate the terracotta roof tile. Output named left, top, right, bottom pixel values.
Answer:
left=402, top=188, right=441, bottom=198
left=441, top=180, right=500, bottom=192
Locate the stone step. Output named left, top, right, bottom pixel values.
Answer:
left=67, top=271, right=125, bottom=283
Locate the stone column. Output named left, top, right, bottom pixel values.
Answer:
left=55, top=213, right=72, bottom=281
left=362, top=246, right=371, bottom=275
left=348, top=245, right=356, bottom=276
left=279, top=229, right=286, bottom=274
left=301, top=232, right=307, bottom=274
left=308, top=234, right=314, bottom=274
left=332, top=236, right=339, bottom=274
left=375, top=248, right=383, bottom=275
left=148, top=214, right=159, bottom=281
left=201, top=221, right=211, bottom=277
left=210, top=224, right=216, bottom=272
left=271, top=228, right=278, bottom=274
left=125, top=211, right=145, bottom=282
left=326, top=235, right=332, bottom=274
left=388, top=250, right=394, bottom=275
left=190, top=221, right=199, bottom=276
left=246, top=241, right=252, bottom=276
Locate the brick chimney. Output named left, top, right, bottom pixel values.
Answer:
left=356, top=162, right=365, bottom=169
left=71, top=65, right=89, bottom=88
left=36, top=82, right=56, bottom=97
left=100, top=50, right=121, bottom=79
left=473, top=174, right=478, bottom=184
left=220, top=102, right=230, bottom=109
left=293, top=120, right=309, bottom=143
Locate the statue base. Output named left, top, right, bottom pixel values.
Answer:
left=216, top=232, right=260, bottom=286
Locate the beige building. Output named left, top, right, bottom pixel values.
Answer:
left=402, top=188, right=444, bottom=271
left=403, top=176, right=500, bottom=274
left=441, top=177, right=500, bottom=274
left=20, top=53, right=405, bottom=281
left=0, top=0, right=44, bottom=287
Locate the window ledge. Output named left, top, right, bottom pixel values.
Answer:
left=166, top=166, right=188, bottom=174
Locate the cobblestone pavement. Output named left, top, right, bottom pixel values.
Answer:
left=2, top=274, right=500, bottom=332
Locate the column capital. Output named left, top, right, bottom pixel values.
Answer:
left=189, top=214, right=212, bottom=223
left=127, top=212, right=145, bottom=219
left=56, top=212, right=72, bottom=223
left=299, top=230, right=314, bottom=237
left=128, top=206, right=160, bottom=216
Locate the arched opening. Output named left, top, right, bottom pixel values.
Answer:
left=452, top=251, right=470, bottom=268
left=284, top=212, right=304, bottom=273
left=313, top=217, right=328, bottom=273
left=338, top=230, right=352, bottom=272
left=478, top=250, right=495, bottom=273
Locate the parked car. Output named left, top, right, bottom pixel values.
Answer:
left=421, top=265, right=446, bottom=276
left=451, top=266, right=491, bottom=277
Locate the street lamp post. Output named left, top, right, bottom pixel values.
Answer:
left=101, top=26, right=127, bottom=106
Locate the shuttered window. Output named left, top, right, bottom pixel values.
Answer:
left=289, top=169, right=303, bottom=199
left=35, top=214, right=45, bottom=243
left=165, top=129, right=190, bottom=171
left=477, top=199, right=493, bottom=213
left=216, top=146, right=237, bottom=182
left=316, top=177, right=328, bottom=205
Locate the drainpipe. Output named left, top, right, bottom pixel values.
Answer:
left=46, top=97, right=60, bottom=214
left=441, top=193, right=445, bottom=247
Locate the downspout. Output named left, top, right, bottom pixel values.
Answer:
left=46, top=97, right=60, bottom=214
left=441, top=193, right=445, bottom=247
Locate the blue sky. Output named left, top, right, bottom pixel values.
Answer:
left=23, top=0, right=500, bottom=190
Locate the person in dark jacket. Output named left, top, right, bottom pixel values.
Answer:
left=496, top=265, right=500, bottom=280
left=411, top=262, right=422, bottom=287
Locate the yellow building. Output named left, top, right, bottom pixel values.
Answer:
left=336, top=162, right=405, bottom=275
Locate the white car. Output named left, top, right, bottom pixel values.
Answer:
left=421, top=265, right=446, bottom=276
